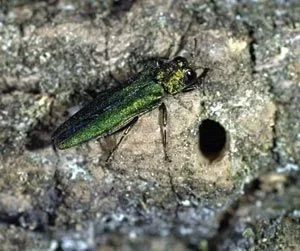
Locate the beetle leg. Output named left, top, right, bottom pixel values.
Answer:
left=181, top=84, right=199, bottom=93
left=159, top=103, right=171, bottom=162
left=105, top=117, right=139, bottom=165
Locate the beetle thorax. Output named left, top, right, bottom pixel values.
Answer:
left=157, top=68, right=186, bottom=95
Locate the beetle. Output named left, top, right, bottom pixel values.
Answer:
left=52, top=56, right=208, bottom=160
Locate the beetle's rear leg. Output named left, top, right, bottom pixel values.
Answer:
left=159, top=103, right=171, bottom=162
left=104, top=117, right=139, bottom=166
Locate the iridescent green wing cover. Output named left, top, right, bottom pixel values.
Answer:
left=52, top=76, right=165, bottom=149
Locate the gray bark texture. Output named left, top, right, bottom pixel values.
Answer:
left=0, top=0, right=299, bottom=250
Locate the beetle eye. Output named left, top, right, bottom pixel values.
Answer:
left=156, top=58, right=166, bottom=67
left=172, top=56, right=188, bottom=67
left=185, top=68, right=197, bottom=83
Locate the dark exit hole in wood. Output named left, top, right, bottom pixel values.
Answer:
left=199, top=119, right=227, bottom=162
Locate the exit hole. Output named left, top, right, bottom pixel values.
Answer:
left=199, top=119, right=227, bottom=162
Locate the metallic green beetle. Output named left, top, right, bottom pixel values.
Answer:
left=52, top=57, right=206, bottom=151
